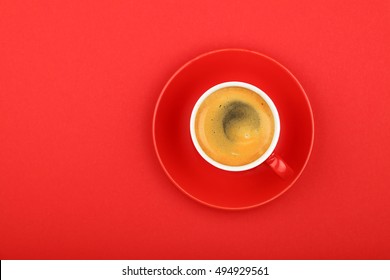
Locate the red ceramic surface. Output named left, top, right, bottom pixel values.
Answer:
left=153, top=49, right=314, bottom=209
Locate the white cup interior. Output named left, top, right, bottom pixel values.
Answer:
left=190, top=81, right=280, bottom=172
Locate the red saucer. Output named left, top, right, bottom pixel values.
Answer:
left=153, top=49, right=314, bottom=210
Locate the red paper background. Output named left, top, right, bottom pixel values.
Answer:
left=1, top=0, right=389, bottom=259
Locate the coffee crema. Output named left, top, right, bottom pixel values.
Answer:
left=194, top=86, right=275, bottom=166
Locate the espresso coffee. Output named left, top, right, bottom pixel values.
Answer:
left=194, top=86, right=275, bottom=166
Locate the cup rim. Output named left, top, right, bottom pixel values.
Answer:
left=190, top=81, right=280, bottom=172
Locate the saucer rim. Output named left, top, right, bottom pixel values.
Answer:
left=152, top=48, right=315, bottom=210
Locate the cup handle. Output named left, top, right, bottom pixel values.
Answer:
left=265, top=153, right=294, bottom=179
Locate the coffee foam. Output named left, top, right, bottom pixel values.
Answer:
left=194, top=86, right=275, bottom=166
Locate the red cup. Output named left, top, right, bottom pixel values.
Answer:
left=190, top=81, right=293, bottom=179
